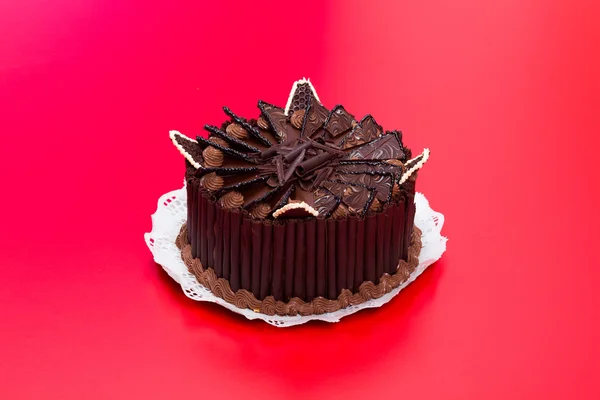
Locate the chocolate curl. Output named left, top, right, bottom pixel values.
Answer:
left=346, top=217, right=357, bottom=290
left=392, top=198, right=405, bottom=268
left=365, top=214, right=377, bottom=282
left=354, top=217, right=366, bottom=292
left=206, top=200, right=216, bottom=268
left=259, top=223, right=273, bottom=300
left=316, top=219, right=327, bottom=298
left=199, top=194, right=208, bottom=267
left=293, top=223, right=306, bottom=299
left=190, top=183, right=198, bottom=258
left=336, top=219, right=348, bottom=294
left=282, top=149, right=306, bottom=184
left=305, top=219, right=317, bottom=301
left=275, top=155, right=285, bottom=185
left=284, top=223, right=296, bottom=301
left=229, top=211, right=242, bottom=283
left=383, top=205, right=395, bottom=274
left=213, top=207, right=224, bottom=276
left=250, top=220, right=263, bottom=298
left=236, top=218, right=250, bottom=292
left=375, top=211, right=385, bottom=282
left=271, top=224, right=285, bottom=301
left=220, top=211, right=230, bottom=279
left=296, top=152, right=337, bottom=177
left=326, top=220, right=337, bottom=299
left=260, top=146, right=278, bottom=160
left=283, top=140, right=312, bottom=162
left=309, top=139, right=345, bottom=155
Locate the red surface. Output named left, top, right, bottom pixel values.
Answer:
left=1, top=1, right=600, bottom=399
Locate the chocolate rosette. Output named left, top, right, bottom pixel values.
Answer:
left=170, top=79, right=429, bottom=219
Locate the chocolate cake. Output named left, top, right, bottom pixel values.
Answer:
left=170, top=79, right=430, bottom=316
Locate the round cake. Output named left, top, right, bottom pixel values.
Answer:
left=170, top=79, right=430, bottom=316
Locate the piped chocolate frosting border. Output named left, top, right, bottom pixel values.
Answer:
left=176, top=223, right=422, bottom=317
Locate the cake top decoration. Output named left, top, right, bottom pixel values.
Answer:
left=170, top=79, right=429, bottom=220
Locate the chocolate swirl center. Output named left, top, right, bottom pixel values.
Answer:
left=203, top=146, right=224, bottom=167
left=220, top=191, right=244, bottom=209
left=200, top=172, right=224, bottom=191
left=226, top=123, right=248, bottom=140
left=250, top=203, right=271, bottom=219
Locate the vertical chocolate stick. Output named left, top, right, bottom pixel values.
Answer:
left=206, top=200, right=216, bottom=268
left=326, top=220, right=337, bottom=299
left=354, top=217, right=366, bottom=292
left=403, top=195, right=416, bottom=264
left=220, top=211, right=230, bottom=278
left=213, top=207, right=224, bottom=276
left=336, top=219, right=348, bottom=294
left=271, top=224, right=285, bottom=301
left=259, top=223, right=273, bottom=300
left=316, top=219, right=327, bottom=298
left=229, top=211, right=242, bottom=283
left=293, top=223, right=306, bottom=299
left=250, top=220, right=263, bottom=298
left=185, top=180, right=193, bottom=245
left=375, top=212, right=385, bottom=282
left=199, top=194, right=208, bottom=267
left=383, top=206, right=395, bottom=274
left=305, top=219, right=317, bottom=301
left=284, top=223, right=296, bottom=301
left=346, top=217, right=357, bottom=290
left=393, top=199, right=405, bottom=267
left=365, top=214, right=377, bottom=282
left=237, top=218, right=251, bottom=292
left=190, top=182, right=198, bottom=258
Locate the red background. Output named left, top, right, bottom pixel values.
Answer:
left=2, top=1, right=600, bottom=399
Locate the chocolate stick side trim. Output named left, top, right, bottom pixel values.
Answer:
left=375, top=211, right=385, bottom=283
left=221, top=211, right=231, bottom=280
left=199, top=194, right=208, bottom=267
left=213, top=207, right=224, bottom=277
left=316, top=219, right=327, bottom=298
left=383, top=205, right=395, bottom=274
left=250, top=220, right=263, bottom=298
left=293, top=223, right=306, bottom=299
left=336, top=219, right=348, bottom=294
left=229, top=211, right=242, bottom=283
left=346, top=217, right=357, bottom=291
left=190, top=182, right=198, bottom=257
left=305, top=219, right=317, bottom=301
left=327, top=220, right=337, bottom=300
left=271, top=224, right=285, bottom=301
left=365, top=214, right=377, bottom=283
left=284, top=223, right=296, bottom=301
left=236, top=217, right=250, bottom=292
left=354, top=217, right=366, bottom=292
left=259, top=223, right=273, bottom=300
left=206, top=200, right=216, bottom=268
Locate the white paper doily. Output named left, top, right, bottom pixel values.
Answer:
left=144, top=186, right=447, bottom=327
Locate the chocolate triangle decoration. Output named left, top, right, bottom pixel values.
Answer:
left=324, top=105, right=355, bottom=138
left=284, top=78, right=322, bottom=116
left=302, top=97, right=330, bottom=138
left=343, top=132, right=405, bottom=161
left=258, top=101, right=288, bottom=142
left=169, top=130, right=204, bottom=168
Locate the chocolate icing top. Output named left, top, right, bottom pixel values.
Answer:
left=170, top=79, right=429, bottom=220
